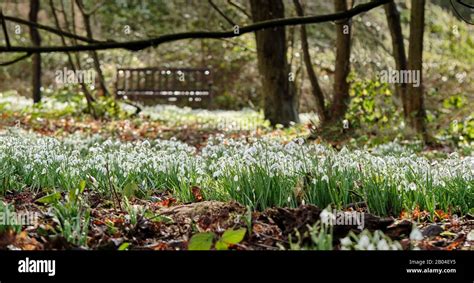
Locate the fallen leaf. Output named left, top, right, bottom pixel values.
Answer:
left=191, top=186, right=204, bottom=202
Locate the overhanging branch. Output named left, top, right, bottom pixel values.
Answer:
left=0, top=52, right=32, bottom=66
left=0, top=0, right=389, bottom=54
left=3, top=14, right=105, bottom=44
left=209, top=0, right=236, bottom=27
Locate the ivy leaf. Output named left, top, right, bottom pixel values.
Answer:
left=215, top=240, right=229, bottom=251
left=36, top=192, right=61, bottom=204
left=188, top=232, right=214, bottom=250
left=221, top=228, right=246, bottom=245
left=118, top=242, right=130, bottom=251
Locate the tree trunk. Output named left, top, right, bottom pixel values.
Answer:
left=406, top=0, right=427, bottom=140
left=330, top=0, right=352, bottom=124
left=293, top=0, right=327, bottom=124
left=384, top=0, right=407, bottom=111
left=249, top=0, right=299, bottom=127
left=76, top=0, right=110, bottom=97
left=28, top=0, right=41, bottom=103
left=53, top=0, right=97, bottom=118
left=49, top=0, right=81, bottom=87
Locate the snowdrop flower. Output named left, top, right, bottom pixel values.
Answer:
left=320, top=209, right=335, bottom=225
left=391, top=242, right=402, bottom=250
left=408, top=182, right=417, bottom=191
left=340, top=237, right=352, bottom=246
left=321, top=175, right=329, bottom=183
left=212, top=170, right=222, bottom=178
left=377, top=239, right=389, bottom=250
left=357, top=235, right=370, bottom=249
left=410, top=226, right=423, bottom=241
left=233, top=175, right=239, bottom=182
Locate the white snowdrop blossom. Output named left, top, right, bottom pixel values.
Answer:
left=321, top=175, right=329, bottom=183
left=357, top=235, right=370, bottom=249
left=376, top=239, right=389, bottom=250
left=0, top=129, right=472, bottom=215
left=340, top=237, right=352, bottom=246
left=320, top=209, right=335, bottom=225
left=410, top=226, right=424, bottom=241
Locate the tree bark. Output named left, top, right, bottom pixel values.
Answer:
left=53, top=0, right=97, bottom=118
left=384, top=0, right=407, bottom=111
left=249, top=0, right=299, bottom=127
left=406, top=0, right=427, bottom=140
left=28, top=0, right=41, bottom=103
left=330, top=0, right=352, bottom=124
left=75, top=0, right=110, bottom=97
left=293, top=0, right=327, bottom=124
left=1, top=0, right=391, bottom=54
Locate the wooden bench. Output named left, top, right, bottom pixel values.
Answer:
left=115, top=68, right=212, bottom=102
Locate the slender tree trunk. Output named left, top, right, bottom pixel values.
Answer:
left=384, top=0, right=407, bottom=111
left=406, top=0, right=427, bottom=140
left=76, top=0, right=109, bottom=97
left=50, top=0, right=76, bottom=72
left=293, top=0, right=327, bottom=124
left=249, top=0, right=299, bottom=127
left=329, top=0, right=352, bottom=124
left=84, top=15, right=109, bottom=97
left=58, top=0, right=97, bottom=117
left=29, top=0, right=41, bottom=103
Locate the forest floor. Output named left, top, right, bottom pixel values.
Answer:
left=0, top=100, right=473, bottom=251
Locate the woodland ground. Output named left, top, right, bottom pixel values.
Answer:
left=0, top=94, right=472, bottom=251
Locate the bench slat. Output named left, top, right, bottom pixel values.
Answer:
left=116, top=68, right=212, bottom=99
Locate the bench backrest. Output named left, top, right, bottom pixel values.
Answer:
left=115, top=68, right=212, bottom=100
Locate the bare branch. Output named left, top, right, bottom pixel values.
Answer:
left=87, top=1, right=106, bottom=15
left=456, top=0, right=474, bottom=9
left=0, top=52, right=32, bottom=66
left=0, top=9, right=11, bottom=49
left=3, top=14, right=105, bottom=44
left=76, top=0, right=105, bottom=16
left=227, top=0, right=251, bottom=19
left=209, top=0, right=236, bottom=27
left=0, top=0, right=390, bottom=54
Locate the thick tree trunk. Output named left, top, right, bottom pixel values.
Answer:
left=384, top=0, right=407, bottom=111
left=28, top=0, right=41, bottom=103
left=406, top=0, right=427, bottom=140
left=330, top=0, right=352, bottom=124
left=249, top=0, right=299, bottom=127
left=293, top=0, right=327, bottom=124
